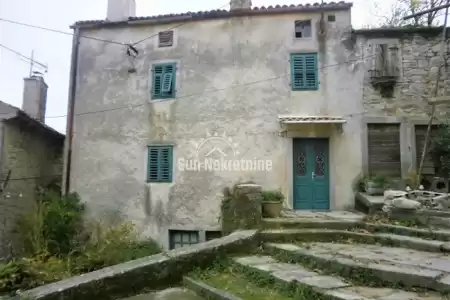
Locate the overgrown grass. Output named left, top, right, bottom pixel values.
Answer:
left=0, top=189, right=161, bottom=295
left=189, top=261, right=295, bottom=300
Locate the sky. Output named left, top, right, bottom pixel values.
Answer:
left=0, top=0, right=395, bottom=133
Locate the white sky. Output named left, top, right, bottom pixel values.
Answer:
left=0, top=0, right=394, bottom=133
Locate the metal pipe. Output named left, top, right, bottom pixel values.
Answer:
left=63, top=27, right=80, bottom=195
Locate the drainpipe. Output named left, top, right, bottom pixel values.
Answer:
left=63, top=27, right=80, bottom=195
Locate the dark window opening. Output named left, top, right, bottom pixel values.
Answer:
left=205, top=231, right=222, bottom=241
left=169, top=230, right=199, bottom=250
left=294, top=20, right=312, bottom=38
left=327, top=15, right=336, bottom=22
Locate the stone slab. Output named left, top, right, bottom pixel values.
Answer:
left=272, top=268, right=317, bottom=282
left=252, top=262, right=300, bottom=273
left=183, top=277, right=241, bottom=300
left=265, top=242, right=450, bottom=291
left=233, top=256, right=276, bottom=266
left=299, top=275, right=350, bottom=289
left=122, top=288, right=204, bottom=300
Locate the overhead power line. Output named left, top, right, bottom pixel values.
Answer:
left=0, top=17, right=126, bottom=45
left=0, top=2, right=231, bottom=48
left=0, top=43, right=48, bottom=71
left=30, top=53, right=378, bottom=120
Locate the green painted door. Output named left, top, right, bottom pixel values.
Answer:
left=293, top=138, right=330, bottom=210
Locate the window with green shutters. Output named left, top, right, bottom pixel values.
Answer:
left=151, top=63, right=176, bottom=99
left=290, top=53, right=318, bottom=91
left=147, top=145, right=173, bottom=182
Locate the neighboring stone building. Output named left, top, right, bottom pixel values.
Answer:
left=67, top=0, right=368, bottom=249
left=0, top=73, right=64, bottom=258
left=353, top=27, right=450, bottom=189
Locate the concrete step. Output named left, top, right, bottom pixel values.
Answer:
left=233, top=254, right=444, bottom=300
left=264, top=241, right=450, bottom=294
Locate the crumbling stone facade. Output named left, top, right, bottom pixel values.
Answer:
left=0, top=108, right=64, bottom=259
left=355, top=27, right=450, bottom=181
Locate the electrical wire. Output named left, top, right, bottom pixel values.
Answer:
left=131, top=2, right=230, bottom=46
left=0, top=17, right=127, bottom=45
left=35, top=53, right=378, bottom=119
left=0, top=2, right=231, bottom=48
left=0, top=43, right=48, bottom=70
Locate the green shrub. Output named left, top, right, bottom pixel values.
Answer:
left=0, top=189, right=162, bottom=295
left=17, top=191, right=84, bottom=257
left=261, top=190, right=284, bottom=203
left=74, top=221, right=161, bottom=273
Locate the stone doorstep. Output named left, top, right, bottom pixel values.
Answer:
left=264, top=243, right=449, bottom=293
left=233, top=255, right=443, bottom=300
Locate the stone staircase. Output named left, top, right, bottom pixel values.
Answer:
left=19, top=210, right=450, bottom=300
left=122, top=214, right=450, bottom=300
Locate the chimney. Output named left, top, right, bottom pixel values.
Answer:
left=107, top=0, right=136, bottom=21
left=22, top=71, right=47, bottom=123
left=230, top=0, right=252, bottom=10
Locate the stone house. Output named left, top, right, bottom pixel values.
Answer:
left=353, top=27, right=450, bottom=191
left=67, top=0, right=368, bottom=249
left=0, top=73, right=64, bottom=258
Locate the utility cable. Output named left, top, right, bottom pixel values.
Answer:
left=38, top=53, right=377, bottom=119
left=131, top=2, right=230, bottom=46
left=0, top=17, right=126, bottom=45
left=0, top=43, right=48, bottom=70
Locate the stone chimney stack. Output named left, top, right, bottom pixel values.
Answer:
left=22, top=71, right=47, bottom=123
left=230, top=0, right=252, bottom=10
left=107, top=0, right=136, bottom=21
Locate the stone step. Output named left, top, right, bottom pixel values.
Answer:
left=263, top=217, right=450, bottom=241
left=233, top=255, right=444, bottom=300
left=260, top=229, right=450, bottom=253
left=264, top=242, right=450, bottom=294
left=121, top=287, right=205, bottom=300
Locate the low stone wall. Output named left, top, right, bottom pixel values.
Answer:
left=17, top=230, right=258, bottom=300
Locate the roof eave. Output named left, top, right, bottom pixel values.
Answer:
left=71, top=3, right=353, bottom=29
left=14, top=110, right=65, bottom=140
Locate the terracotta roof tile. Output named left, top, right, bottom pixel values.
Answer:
left=72, top=1, right=352, bottom=28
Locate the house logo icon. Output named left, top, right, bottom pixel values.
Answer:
left=190, top=131, right=239, bottom=159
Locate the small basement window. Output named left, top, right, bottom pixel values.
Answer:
left=205, top=231, right=222, bottom=241
left=294, top=20, right=312, bottom=38
left=169, top=230, right=199, bottom=249
left=327, top=15, right=336, bottom=22
left=158, top=31, right=174, bottom=47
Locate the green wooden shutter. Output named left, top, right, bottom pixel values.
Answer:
left=152, top=65, right=164, bottom=98
left=147, top=146, right=173, bottom=182
left=151, top=63, right=176, bottom=99
left=291, top=53, right=318, bottom=90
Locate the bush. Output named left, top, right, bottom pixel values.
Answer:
left=0, top=189, right=162, bottom=295
left=16, top=191, right=84, bottom=257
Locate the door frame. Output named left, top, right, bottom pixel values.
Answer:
left=291, top=137, right=331, bottom=211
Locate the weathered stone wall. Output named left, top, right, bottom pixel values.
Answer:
left=359, top=31, right=450, bottom=117
left=0, top=120, right=63, bottom=258
left=355, top=28, right=450, bottom=178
